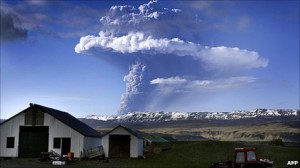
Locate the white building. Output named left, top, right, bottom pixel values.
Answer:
left=102, top=125, right=143, bottom=158
left=0, top=104, right=102, bottom=158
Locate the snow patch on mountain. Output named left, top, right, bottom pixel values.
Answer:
left=85, top=109, right=299, bottom=123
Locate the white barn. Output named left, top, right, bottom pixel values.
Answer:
left=0, top=104, right=102, bottom=158
left=102, top=125, right=144, bottom=158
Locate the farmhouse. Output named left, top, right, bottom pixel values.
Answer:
left=102, top=125, right=144, bottom=158
left=0, top=103, right=102, bottom=158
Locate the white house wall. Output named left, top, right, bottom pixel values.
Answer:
left=130, top=134, right=140, bottom=157
left=137, top=139, right=143, bottom=157
left=0, top=113, right=25, bottom=157
left=102, top=127, right=143, bottom=158
left=44, top=113, right=84, bottom=158
left=102, top=135, right=109, bottom=157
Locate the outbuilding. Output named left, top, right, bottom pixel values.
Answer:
left=0, top=103, right=102, bottom=158
left=102, top=125, right=143, bottom=158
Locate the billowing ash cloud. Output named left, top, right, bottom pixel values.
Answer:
left=97, top=0, right=181, bottom=37
left=75, top=32, right=267, bottom=70
left=75, top=0, right=269, bottom=114
left=118, top=62, right=146, bottom=115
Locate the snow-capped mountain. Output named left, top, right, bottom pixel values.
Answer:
left=85, top=109, right=299, bottom=123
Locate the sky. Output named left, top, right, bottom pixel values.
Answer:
left=0, top=0, right=299, bottom=119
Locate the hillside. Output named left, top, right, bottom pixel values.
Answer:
left=80, top=109, right=300, bottom=142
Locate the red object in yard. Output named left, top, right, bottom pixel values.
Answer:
left=67, top=152, right=74, bottom=160
left=234, top=148, right=258, bottom=163
left=210, top=147, right=273, bottom=168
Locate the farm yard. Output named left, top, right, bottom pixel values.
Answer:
left=1, top=104, right=299, bottom=167
left=1, top=141, right=299, bottom=168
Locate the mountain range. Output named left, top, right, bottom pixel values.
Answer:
left=85, top=109, right=299, bottom=123
left=80, top=109, right=300, bottom=142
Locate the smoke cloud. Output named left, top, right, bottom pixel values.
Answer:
left=75, top=0, right=269, bottom=114
left=75, top=32, right=267, bottom=70
left=118, top=62, right=146, bottom=115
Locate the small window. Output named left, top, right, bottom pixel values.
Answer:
left=247, top=151, right=256, bottom=161
left=236, top=152, right=245, bottom=163
left=6, top=137, right=15, bottom=148
left=53, top=138, right=61, bottom=148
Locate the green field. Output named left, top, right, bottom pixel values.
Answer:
left=1, top=141, right=299, bottom=168
left=127, top=141, right=300, bottom=168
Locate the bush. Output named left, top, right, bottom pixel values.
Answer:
left=269, top=138, right=284, bottom=146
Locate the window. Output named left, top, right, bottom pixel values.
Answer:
left=53, top=138, right=61, bottom=148
left=247, top=151, right=257, bottom=161
left=6, top=137, right=15, bottom=148
left=236, top=152, right=245, bottom=163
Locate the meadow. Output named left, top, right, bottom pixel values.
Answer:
left=127, top=141, right=299, bottom=168
left=1, top=141, right=299, bottom=168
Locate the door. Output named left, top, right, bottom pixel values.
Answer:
left=109, top=135, right=130, bottom=158
left=19, top=126, right=49, bottom=158
left=61, top=138, right=71, bottom=155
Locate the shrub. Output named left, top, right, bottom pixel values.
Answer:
left=269, top=138, right=284, bottom=146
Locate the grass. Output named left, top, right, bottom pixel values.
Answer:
left=128, top=141, right=299, bottom=168
left=1, top=141, right=299, bottom=168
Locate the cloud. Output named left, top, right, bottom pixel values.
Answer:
left=75, top=0, right=269, bottom=114
left=26, top=0, right=48, bottom=6
left=0, top=0, right=47, bottom=41
left=146, top=76, right=256, bottom=110
left=0, top=10, right=28, bottom=41
left=0, top=1, right=106, bottom=40
left=118, top=62, right=146, bottom=115
left=75, top=31, right=268, bottom=70
left=236, top=15, right=251, bottom=31
left=151, top=76, right=256, bottom=91
left=188, top=76, right=256, bottom=89
left=99, top=0, right=180, bottom=37
left=150, top=76, right=187, bottom=85
left=188, top=1, right=221, bottom=16
left=200, top=46, right=267, bottom=70
left=75, top=31, right=191, bottom=54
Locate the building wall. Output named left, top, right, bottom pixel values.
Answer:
left=137, top=138, right=143, bottom=157
left=102, top=134, right=109, bottom=157
left=0, top=113, right=25, bottom=157
left=102, top=127, right=143, bottom=158
left=44, top=113, right=85, bottom=158
left=0, top=109, right=101, bottom=158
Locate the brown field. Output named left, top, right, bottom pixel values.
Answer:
left=139, top=122, right=299, bottom=141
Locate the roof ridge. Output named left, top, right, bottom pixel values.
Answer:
left=33, top=104, right=102, bottom=137
left=104, top=125, right=143, bottom=139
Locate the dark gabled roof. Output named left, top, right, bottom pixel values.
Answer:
left=0, top=106, right=31, bottom=126
left=103, top=125, right=143, bottom=139
left=34, top=104, right=102, bottom=137
left=135, top=130, right=168, bottom=142
left=0, top=104, right=101, bottom=137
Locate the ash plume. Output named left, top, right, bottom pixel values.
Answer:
left=118, top=62, right=146, bottom=115
left=75, top=0, right=268, bottom=115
